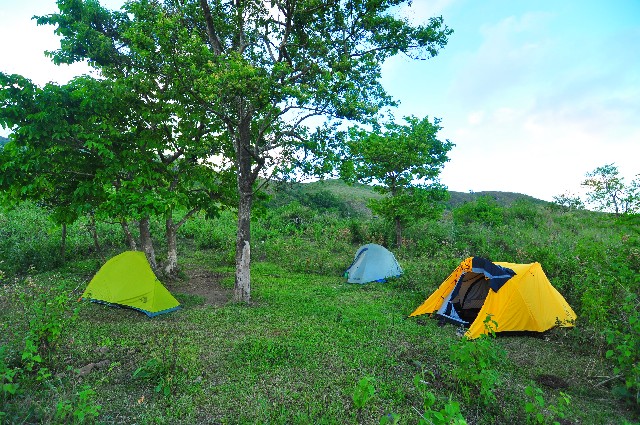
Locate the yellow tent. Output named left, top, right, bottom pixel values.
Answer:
left=410, top=257, right=576, bottom=338
left=81, top=251, right=180, bottom=317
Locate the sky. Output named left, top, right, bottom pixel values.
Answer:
left=0, top=0, right=639, bottom=201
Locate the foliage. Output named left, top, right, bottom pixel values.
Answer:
left=552, top=191, right=585, bottom=211
left=0, top=273, right=92, bottom=422
left=413, top=368, right=467, bottom=425
left=452, top=195, right=504, bottom=226
left=450, top=315, right=505, bottom=406
left=54, top=386, right=102, bottom=424
left=341, top=116, right=453, bottom=246
left=20, top=278, right=79, bottom=355
left=582, top=164, right=639, bottom=215
left=35, top=0, right=453, bottom=301
left=524, top=385, right=571, bottom=425
left=352, top=376, right=376, bottom=410
left=606, top=294, right=640, bottom=407
left=132, top=338, right=199, bottom=398
left=1, top=179, right=639, bottom=423
left=0, top=347, right=19, bottom=400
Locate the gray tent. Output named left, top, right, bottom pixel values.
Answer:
left=344, top=243, right=403, bottom=284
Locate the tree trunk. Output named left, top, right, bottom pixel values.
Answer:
left=139, top=217, right=157, bottom=270
left=60, top=223, right=67, bottom=263
left=164, top=215, right=179, bottom=276
left=121, top=219, right=137, bottom=250
left=234, top=190, right=252, bottom=302
left=395, top=216, right=402, bottom=248
left=232, top=111, right=260, bottom=303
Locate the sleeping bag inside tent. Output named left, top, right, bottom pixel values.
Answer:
left=81, top=251, right=180, bottom=317
left=344, top=243, right=403, bottom=284
left=410, top=257, right=576, bottom=338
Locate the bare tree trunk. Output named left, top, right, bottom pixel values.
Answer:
left=60, top=223, right=67, bottom=263
left=139, top=217, right=157, bottom=270
left=121, top=219, right=137, bottom=250
left=395, top=216, right=402, bottom=248
left=234, top=190, right=252, bottom=302
left=164, top=215, right=179, bottom=276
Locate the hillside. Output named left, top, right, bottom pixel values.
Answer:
left=0, top=135, right=8, bottom=148
left=0, top=186, right=638, bottom=424
left=265, top=178, right=548, bottom=214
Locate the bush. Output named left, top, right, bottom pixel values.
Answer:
left=606, top=294, right=640, bottom=408
left=453, top=196, right=504, bottom=226
left=450, top=316, right=505, bottom=406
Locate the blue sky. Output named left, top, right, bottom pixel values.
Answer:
left=1, top=0, right=638, bottom=201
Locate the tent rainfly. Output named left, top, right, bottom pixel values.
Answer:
left=344, top=243, right=403, bottom=284
left=81, top=251, right=180, bottom=317
left=410, top=257, right=576, bottom=338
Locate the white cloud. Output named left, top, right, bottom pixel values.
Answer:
left=467, top=110, right=484, bottom=125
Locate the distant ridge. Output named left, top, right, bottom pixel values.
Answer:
left=447, top=190, right=548, bottom=208
left=0, top=135, right=8, bottom=148
left=265, top=178, right=547, bottom=215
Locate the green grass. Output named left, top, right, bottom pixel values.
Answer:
left=1, top=257, right=636, bottom=424
left=1, top=196, right=638, bottom=424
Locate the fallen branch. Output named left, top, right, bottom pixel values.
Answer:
left=593, top=374, right=623, bottom=388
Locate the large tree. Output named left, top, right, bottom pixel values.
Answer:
left=341, top=116, right=453, bottom=246
left=38, top=0, right=452, bottom=301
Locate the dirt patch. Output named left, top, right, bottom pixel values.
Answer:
left=535, top=374, right=569, bottom=390
left=168, top=268, right=232, bottom=307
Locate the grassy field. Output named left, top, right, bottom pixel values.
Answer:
left=1, top=186, right=639, bottom=424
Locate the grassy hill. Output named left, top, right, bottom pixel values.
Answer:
left=264, top=178, right=547, bottom=214
left=0, top=191, right=638, bottom=423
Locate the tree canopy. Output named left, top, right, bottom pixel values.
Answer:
left=25, top=0, right=452, bottom=300
left=582, top=164, right=639, bottom=216
left=341, top=116, right=453, bottom=246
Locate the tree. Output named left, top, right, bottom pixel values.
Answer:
left=0, top=71, right=226, bottom=274
left=38, top=0, right=452, bottom=301
left=341, top=116, right=453, bottom=246
left=552, top=192, right=584, bottom=211
left=0, top=73, right=112, bottom=261
left=582, top=164, right=639, bottom=215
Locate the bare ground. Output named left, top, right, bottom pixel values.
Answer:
left=166, top=267, right=232, bottom=307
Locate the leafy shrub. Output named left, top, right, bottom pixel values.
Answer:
left=0, top=203, right=125, bottom=276
left=0, top=204, right=64, bottom=275
left=300, top=190, right=356, bottom=216
left=452, top=196, right=504, bottom=227
left=505, top=199, right=542, bottom=226
left=524, top=384, right=571, bottom=424
left=352, top=376, right=375, bottom=409
left=183, top=210, right=237, bottom=252
left=54, top=386, right=102, bottom=424
left=450, top=316, right=505, bottom=406
left=0, top=347, right=19, bottom=400
left=413, top=368, right=467, bottom=424
left=605, top=294, right=640, bottom=408
left=0, top=274, right=83, bottom=422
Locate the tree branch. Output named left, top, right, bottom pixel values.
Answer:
left=199, top=0, right=224, bottom=55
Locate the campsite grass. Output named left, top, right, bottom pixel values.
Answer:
left=1, top=189, right=639, bottom=424
left=1, top=257, right=634, bottom=424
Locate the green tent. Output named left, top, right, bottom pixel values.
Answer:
left=81, top=251, right=180, bottom=317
